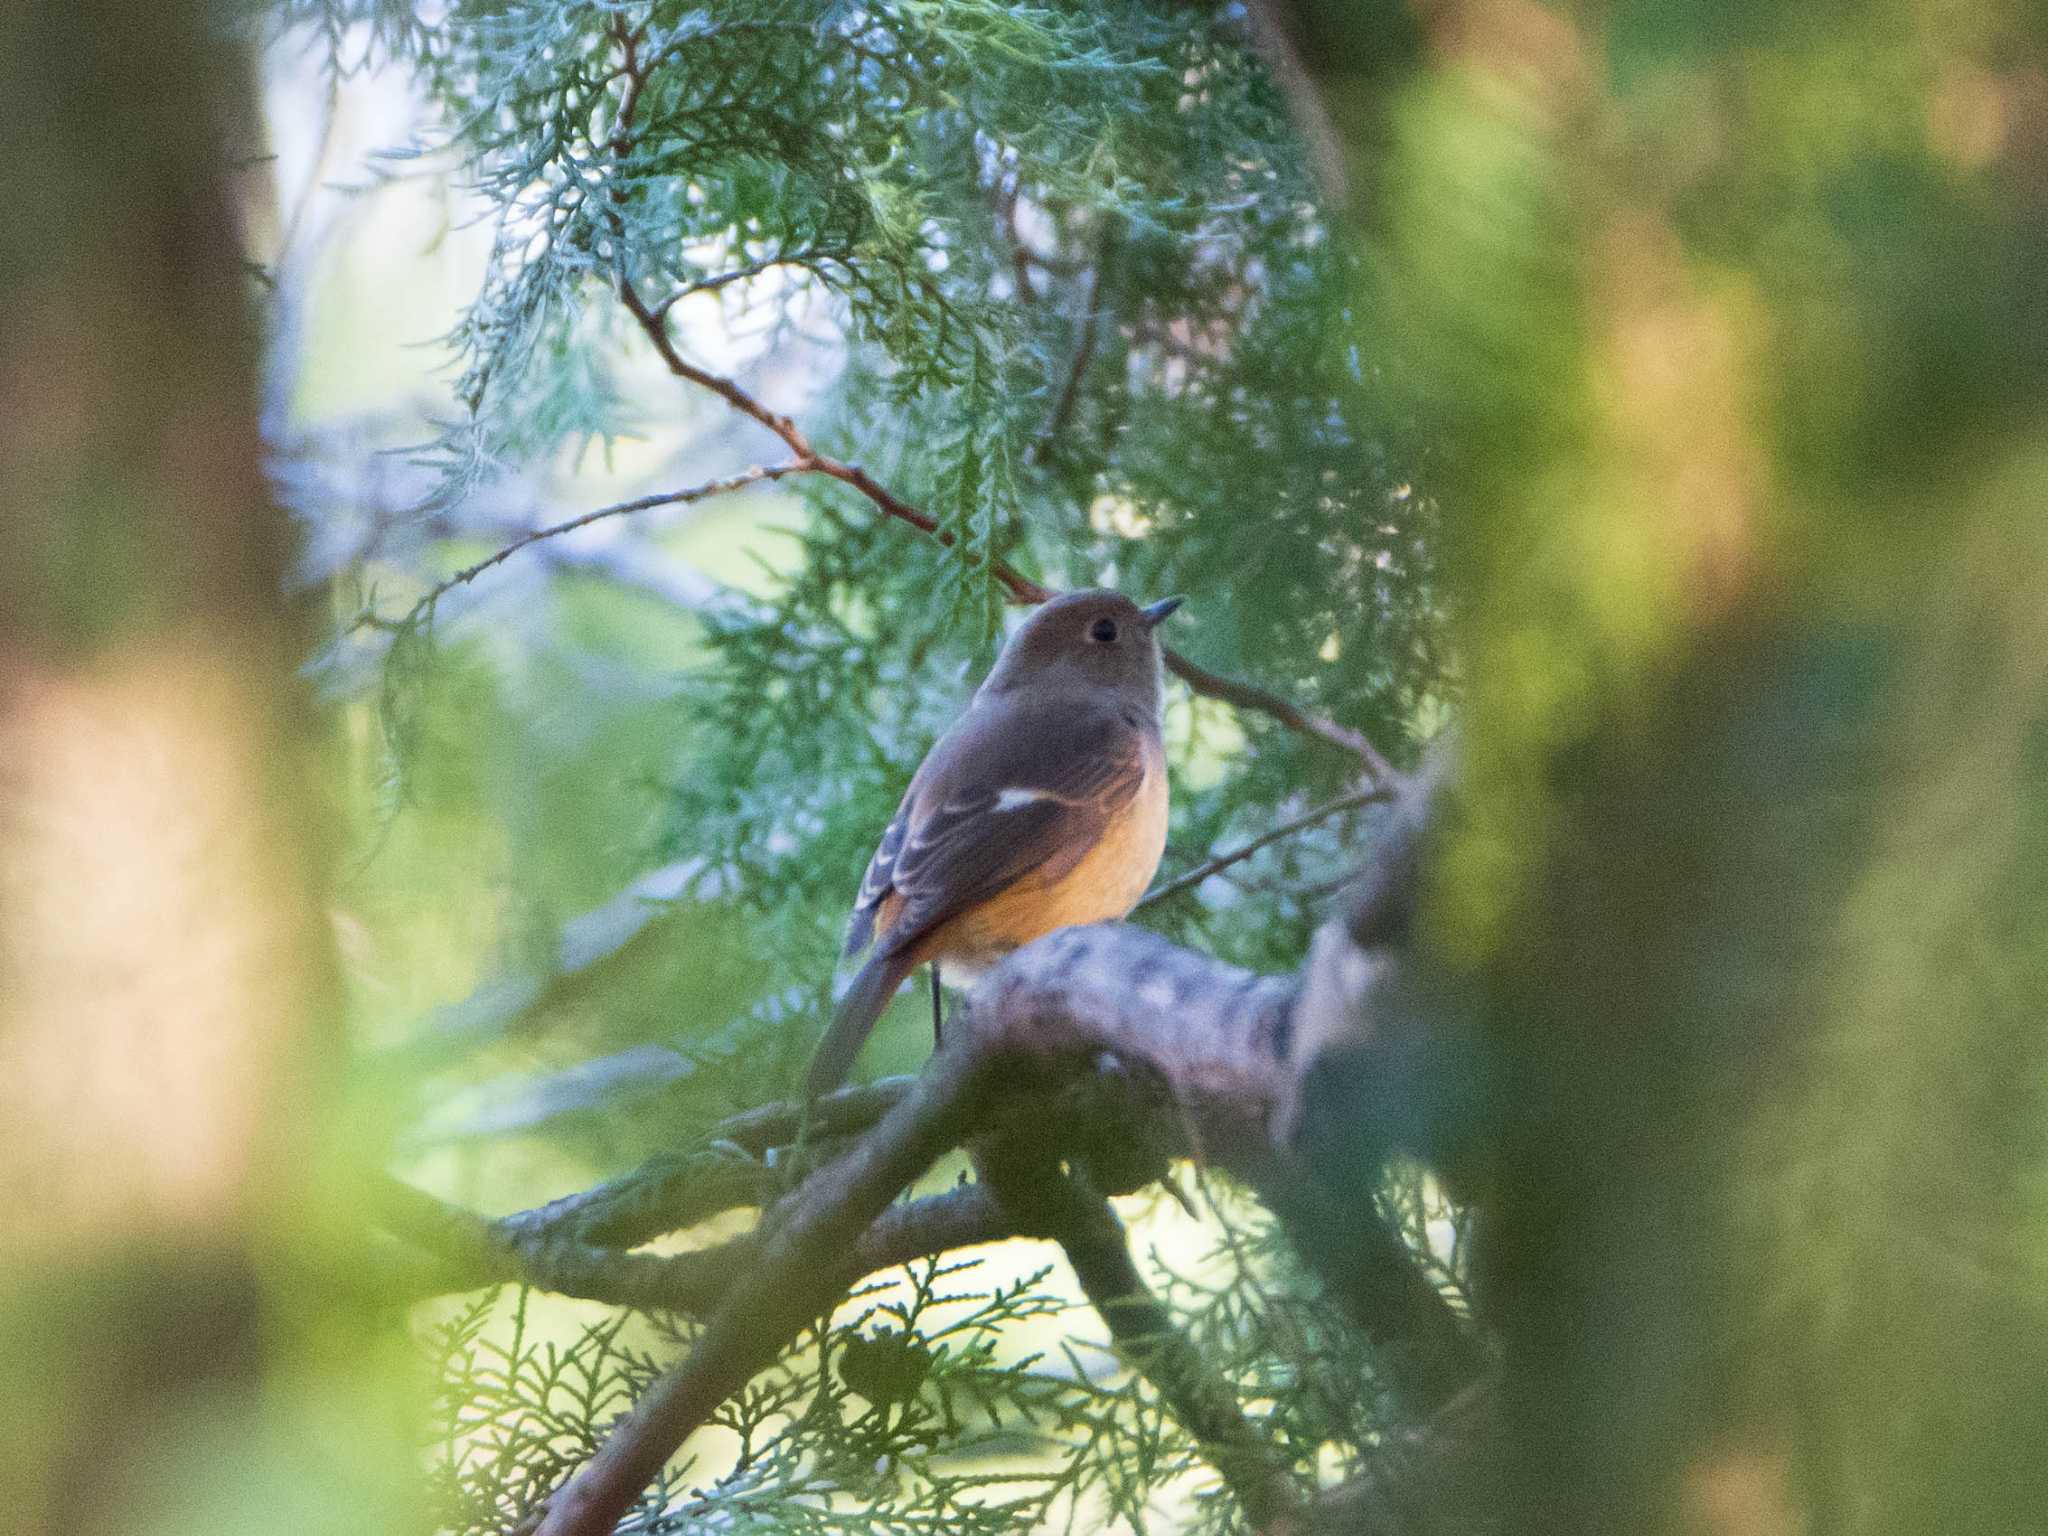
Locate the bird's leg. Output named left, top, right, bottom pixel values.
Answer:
left=930, top=962, right=944, bottom=1048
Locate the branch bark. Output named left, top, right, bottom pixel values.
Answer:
left=530, top=1049, right=989, bottom=1536
left=371, top=743, right=1470, bottom=1535
left=372, top=1172, right=1022, bottom=1316
left=510, top=769, right=1480, bottom=1532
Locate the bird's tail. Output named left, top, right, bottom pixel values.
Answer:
left=807, top=945, right=919, bottom=1099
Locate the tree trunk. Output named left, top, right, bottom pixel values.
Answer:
left=0, top=7, right=405, bottom=1532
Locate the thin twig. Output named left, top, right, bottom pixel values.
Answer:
left=621, top=275, right=1054, bottom=603
left=995, top=167, right=1037, bottom=304
left=602, top=22, right=1395, bottom=771
left=710, top=1076, right=915, bottom=1156
left=436, top=464, right=804, bottom=603
left=353, top=464, right=805, bottom=640
left=649, top=248, right=851, bottom=324
left=1030, top=257, right=1105, bottom=465
left=1163, top=646, right=1397, bottom=777
left=607, top=31, right=1036, bottom=594
left=629, top=278, right=1399, bottom=767
left=1238, top=1, right=1352, bottom=210
left=1138, top=783, right=1395, bottom=911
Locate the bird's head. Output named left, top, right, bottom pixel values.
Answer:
left=977, top=589, right=1183, bottom=712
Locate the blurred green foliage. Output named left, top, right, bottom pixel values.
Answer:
left=1328, top=0, right=2048, bottom=1530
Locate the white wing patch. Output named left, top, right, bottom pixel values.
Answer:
left=993, top=787, right=1056, bottom=812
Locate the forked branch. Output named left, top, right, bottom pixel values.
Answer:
left=513, top=824, right=1478, bottom=1532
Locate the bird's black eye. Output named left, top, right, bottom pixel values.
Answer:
left=1089, top=617, right=1119, bottom=644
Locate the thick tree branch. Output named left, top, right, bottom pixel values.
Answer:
left=531, top=1049, right=990, bottom=1536
left=374, top=737, right=1468, bottom=1536
left=527, top=923, right=1307, bottom=1536
left=517, top=922, right=1273, bottom=1536
left=402, top=746, right=1474, bottom=1536
left=426, top=44, right=1475, bottom=1526
left=374, top=1078, right=917, bottom=1287
left=382, top=1083, right=1314, bottom=1531
left=960, top=921, right=1482, bottom=1413
left=528, top=897, right=1466, bottom=1531
left=373, top=1171, right=1023, bottom=1316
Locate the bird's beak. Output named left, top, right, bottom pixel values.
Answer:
left=1140, top=596, right=1185, bottom=630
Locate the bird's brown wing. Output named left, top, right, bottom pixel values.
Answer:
left=844, top=694, right=1151, bottom=961
left=843, top=771, right=919, bottom=958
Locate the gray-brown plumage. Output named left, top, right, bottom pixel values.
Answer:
left=807, top=590, right=1181, bottom=1097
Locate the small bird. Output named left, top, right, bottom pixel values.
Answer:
left=806, top=589, right=1182, bottom=1097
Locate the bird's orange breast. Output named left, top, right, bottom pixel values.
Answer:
left=917, top=746, right=1168, bottom=977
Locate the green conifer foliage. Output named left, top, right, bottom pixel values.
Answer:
left=303, top=0, right=1443, bottom=1026
left=281, top=1, right=1449, bottom=1529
